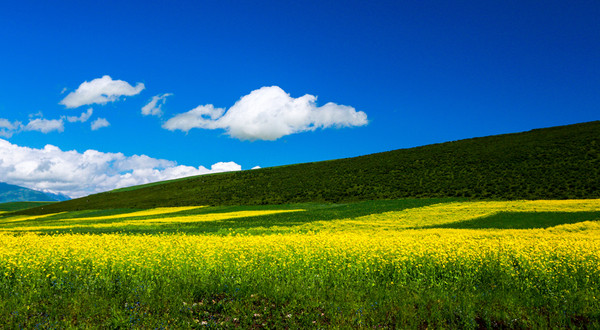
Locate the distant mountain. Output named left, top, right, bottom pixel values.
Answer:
left=0, top=182, right=70, bottom=203
left=19, top=120, right=600, bottom=214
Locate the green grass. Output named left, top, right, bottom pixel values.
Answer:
left=0, top=201, right=55, bottom=212
left=1, top=198, right=600, bottom=328
left=4, top=198, right=600, bottom=235
left=1, top=198, right=455, bottom=235
left=17, top=120, right=600, bottom=215
left=5, top=271, right=598, bottom=328
left=431, top=211, right=600, bottom=229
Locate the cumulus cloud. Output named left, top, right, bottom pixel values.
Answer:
left=142, top=93, right=172, bottom=116
left=24, top=118, right=64, bottom=133
left=163, top=86, right=368, bottom=141
left=91, top=118, right=110, bottom=131
left=209, top=161, right=242, bottom=172
left=0, top=139, right=244, bottom=198
left=66, top=108, right=93, bottom=123
left=59, top=75, right=145, bottom=108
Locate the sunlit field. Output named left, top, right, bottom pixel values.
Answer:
left=1, top=199, right=600, bottom=328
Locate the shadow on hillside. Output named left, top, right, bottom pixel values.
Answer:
left=32, top=198, right=454, bottom=235
left=426, top=211, right=600, bottom=230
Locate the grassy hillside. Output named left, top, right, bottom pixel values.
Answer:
left=0, top=202, right=55, bottom=212
left=20, top=121, right=600, bottom=214
left=3, top=198, right=600, bottom=235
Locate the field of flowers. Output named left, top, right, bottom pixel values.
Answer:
left=1, top=199, right=600, bottom=328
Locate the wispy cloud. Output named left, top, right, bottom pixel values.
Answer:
left=0, top=139, right=243, bottom=198
left=1, top=114, right=66, bottom=137
left=59, top=75, right=145, bottom=108
left=66, top=108, right=93, bottom=123
left=0, top=119, right=22, bottom=138
left=91, top=118, right=110, bottom=131
left=142, top=93, right=172, bottom=116
left=163, top=86, right=368, bottom=141
left=23, top=118, right=64, bottom=133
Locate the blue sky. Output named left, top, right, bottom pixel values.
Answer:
left=0, top=1, right=598, bottom=197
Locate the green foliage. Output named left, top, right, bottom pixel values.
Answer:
left=3, top=271, right=599, bottom=328
left=0, top=202, right=55, bottom=212
left=1, top=198, right=453, bottom=235
left=20, top=121, right=600, bottom=214
left=431, top=211, right=600, bottom=229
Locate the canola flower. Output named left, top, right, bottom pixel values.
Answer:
left=0, top=199, right=598, bottom=286
left=0, top=209, right=304, bottom=232
left=0, top=199, right=599, bottom=327
left=0, top=212, right=67, bottom=223
left=2, top=199, right=599, bottom=233
left=300, top=199, right=600, bottom=232
left=62, top=206, right=204, bottom=221
left=1, top=228, right=599, bottom=292
left=113, top=209, right=305, bottom=224
left=0, top=207, right=201, bottom=227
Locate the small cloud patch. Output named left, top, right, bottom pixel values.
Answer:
left=24, top=118, right=64, bottom=133
left=60, top=75, right=145, bottom=108
left=66, top=108, right=93, bottom=123
left=91, top=118, right=110, bottom=131
left=142, top=93, right=172, bottom=116
left=0, top=119, right=22, bottom=138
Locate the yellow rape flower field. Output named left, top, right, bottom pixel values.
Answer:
left=1, top=199, right=600, bottom=328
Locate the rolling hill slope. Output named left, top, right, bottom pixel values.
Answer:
left=20, top=121, right=600, bottom=214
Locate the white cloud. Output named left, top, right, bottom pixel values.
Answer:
left=142, top=93, right=172, bottom=116
left=0, top=139, right=244, bottom=198
left=59, top=75, right=145, bottom=108
left=0, top=130, right=13, bottom=139
left=0, top=119, right=19, bottom=130
left=29, top=111, right=43, bottom=118
left=0, top=119, right=21, bottom=138
left=66, top=108, right=93, bottom=123
left=163, top=104, right=225, bottom=132
left=91, top=118, right=110, bottom=131
left=209, top=161, right=242, bottom=172
left=24, top=118, right=64, bottom=133
left=163, top=86, right=368, bottom=141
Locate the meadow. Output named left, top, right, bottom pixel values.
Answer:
left=24, top=121, right=600, bottom=215
left=1, top=198, right=600, bottom=328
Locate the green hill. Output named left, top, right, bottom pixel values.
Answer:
left=0, top=201, right=56, bottom=212
left=19, top=121, right=600, bottom=214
